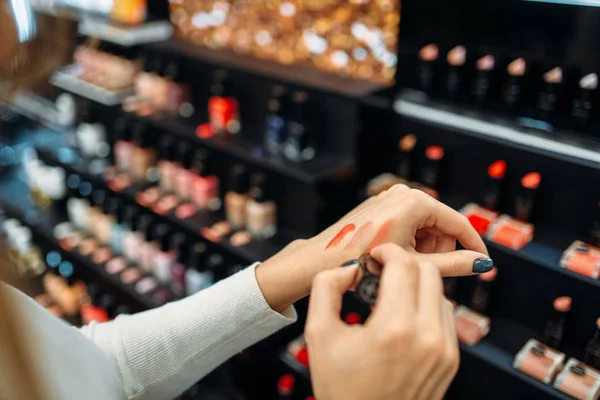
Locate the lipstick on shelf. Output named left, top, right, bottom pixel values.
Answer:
left=80, top=284, right=110, bottom=324
left=483, top=160, right=507, bottom=211
left=514, top=296, right=571, bottom=383
left=140, top=222, right=168, bottom=275
left=504, top=58, right=527, bottom=110
left=455, top=267, right=497, bottom=345
left=123, top=212, right=152, bottom=265
left=286, top=334, right=309, bottom=369
left=158, top=135, right=177, bottom=195
left=553, top=319, right=600, bottom=400
left=277, top=374, right=296, bottom=400
left=225, top=164, right=250, bottom=230
left=246, top=173, right=277, bottom=239
left=184, top=242, right=211, bottom=296
left=154, top=231, right=185, bottom=285
left=514, top=172, right=541, bottom=222
left=445, top=45, right=467, bottom=97
left=114, top=118, right=134, bottom=174
left=472, top=54, right=495, bottom=105
left=208, top=69, right=240, bottom=135
left=396, top=133, right=417, bottom=181
left=417, top=43, right=439, bottom=93
left=571, top=73, right=598, bottom=126
left=174, top=140, right=193, bottom=202
left=537, top=67, right=563, bottom=117
left=418, top=145, right=445, bottom=199
left=131, top=124, right=156, bottom=184
left=265, top=85, right=287, bottom=156
left=560, top=241, right=600, bottom=279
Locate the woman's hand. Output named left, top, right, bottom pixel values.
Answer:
left=256, top=184, right=490, bottom=312
left=306, top=244, right=459, bottom=400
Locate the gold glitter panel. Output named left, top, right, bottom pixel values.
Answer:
left=169, top=0, right=400, bottom=84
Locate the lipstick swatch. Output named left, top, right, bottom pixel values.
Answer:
left=365, top=219, right=394, bottom=252
left=344, top=221, right=374, bottom=250
left=326, top=224, right=356, bottom=249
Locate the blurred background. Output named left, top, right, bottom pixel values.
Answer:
left=1, top=0, right=600, bottom=398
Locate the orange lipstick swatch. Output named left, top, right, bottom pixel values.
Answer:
left=365, top=219, right=394, bottom=252
left=326, top=224, right=356, bottom=249
left=344, top=221, right=374, bottom=250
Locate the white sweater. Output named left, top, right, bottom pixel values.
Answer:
left=3, top=264, right=297, bottom=400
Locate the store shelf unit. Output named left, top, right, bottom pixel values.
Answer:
left=36, top=147, right=297, bottom=264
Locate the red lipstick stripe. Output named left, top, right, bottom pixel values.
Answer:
left=344, top=221, right=374, bottom=250
left=365, top=219, right=394, bottom=253
left=326, top=224, right=356, bottom=249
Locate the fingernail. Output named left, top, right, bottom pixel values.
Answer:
left=341, top=259, right=359, bottom=267
left=473, top=258, right=494, bottom=273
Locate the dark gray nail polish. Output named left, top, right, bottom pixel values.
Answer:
left=473, top=258, right=494, bottom=273
left=341, top=259, right=359, bottom=267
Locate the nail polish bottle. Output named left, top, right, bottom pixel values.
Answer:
left=396, top=133, right=417, bottom=181
left=189, top=149, right=220, bottom=211
left=265, top=85, right=287, bottom=156
left=537, top=67, right=563, bottom=118
left=284, top=91, right=315, bottom=162
left=131, top=124, right=156, bottom=184
left=123, top=212, right=151, bottom=264
left=571, top=73, right=598, bottom=126
left=417, top=44, right=439, bottom=93
left=455, top=267, right=497, bottom=345
left=445, top=45, right=466, bottom=97
left=560, top=241, right=600, bottom=279
left=158, top=135, right=177, bottom=194
left=504, top=58, right=526, bottom=110
left=208, top=70, right=240, bottom=134
left=246, top=173, right=277, bottom=239
left=553, top=319, right=600, bottom=400
left=154, top=231, right=185, bottom=285
left=225, top=164, right=250, bottom=230
left=184, top=242, right=211, bottom=296
left=140, top=222, right=168, bottom=274
left=174, top=141, right=193, bottom=201
left=114, top=118, right=134, bottom=174
left=514, top=297, right=571, bottom=383
left=514, top=172, right=541, bottom=222
left=483, top=160, right=507, bottom=211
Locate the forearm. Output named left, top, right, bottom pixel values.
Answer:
left=79, top=264, right=296, bottom=400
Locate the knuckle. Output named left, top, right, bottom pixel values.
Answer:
left=312, top=270, right=334, bottom=291
left=421, top=261, right=441, bottom=279
left=420, top=333, right=443, bottom=355
left=304, top=322, right=323, bottom=343
left=377, top=323, right=414, bottom=346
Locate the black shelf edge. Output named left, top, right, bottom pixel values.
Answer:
left=37, top=148, right=298, bottom=263
left=148, top=39, right=392, bottom=98
left=0, top=178, right=157, bottom=310
left=460, top=341, right=571, bottom=400
left=444, top=196, right=600, bottom=290
left=394, top=90, right=600, bottom=170
left=131, top=113, right=352, bottom=184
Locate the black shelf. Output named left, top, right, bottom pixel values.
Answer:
left=0, top=177, right=157, bottom=310
left=149, top=39, right=391, bottom=99
left=37, top=148, right=298, bottom=263
left=131, top=114, right=352, bottom=185
left=459, top=341, right=570, bottom=400
left=394, top=89, right=600, bottom=171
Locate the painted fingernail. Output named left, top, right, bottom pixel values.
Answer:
left=341, top=259, right=359, bottom=267
left=473, top=258, right=494, bottom=273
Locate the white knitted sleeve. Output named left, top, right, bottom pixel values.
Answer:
left=79, top=263, right=297, bottom=400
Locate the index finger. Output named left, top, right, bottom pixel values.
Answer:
left=406, top=191, right=488, bottom=256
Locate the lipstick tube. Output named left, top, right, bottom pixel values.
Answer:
left=514, top=172, right=541, bottom=222
left=445, top=46, right=466, bottom=97
left=417, top=44, right=439, bottom=93
left=571, top=73, right=597, bottom=126
left=419, top=146, right=445, bottom=194
left=537, top=67, right=563, bottom=118
left=483, top=160, right=506, bottom=211
left=472, top=55, right=495, bottom=105
left=470, top=267, right=497, bottom=314
left=544, top=296, right=572, bottom=350
left=585, top=319, right=600, bottom=370
left=396, top=134, right=417, bottom=180
left=504, top=58, right=526, bottom=110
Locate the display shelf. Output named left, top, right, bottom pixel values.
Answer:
left=459, top=341, right=570, bottom=400
left=149, top=39, right=390, bottom=98
left=443, top=196, right=600, bottom=290
left=279, top=351, right=310, bottom=382
left=51, top=65, right=133, bottom=106
left=37, top=148, right=298, bottom=263
left=394, top=90, right=600, bottom=170
left=78, top=18, right=173, bottom=47
left=132, top=114, right=352, bottom=184
left=0, top=177, right=157, bottom=309
left=0, top=90, right=63, bottom=128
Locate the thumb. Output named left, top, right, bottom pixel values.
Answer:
left=306, top=265, right=359, bottom=335
left=416, top=250, right=493, bottom=277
